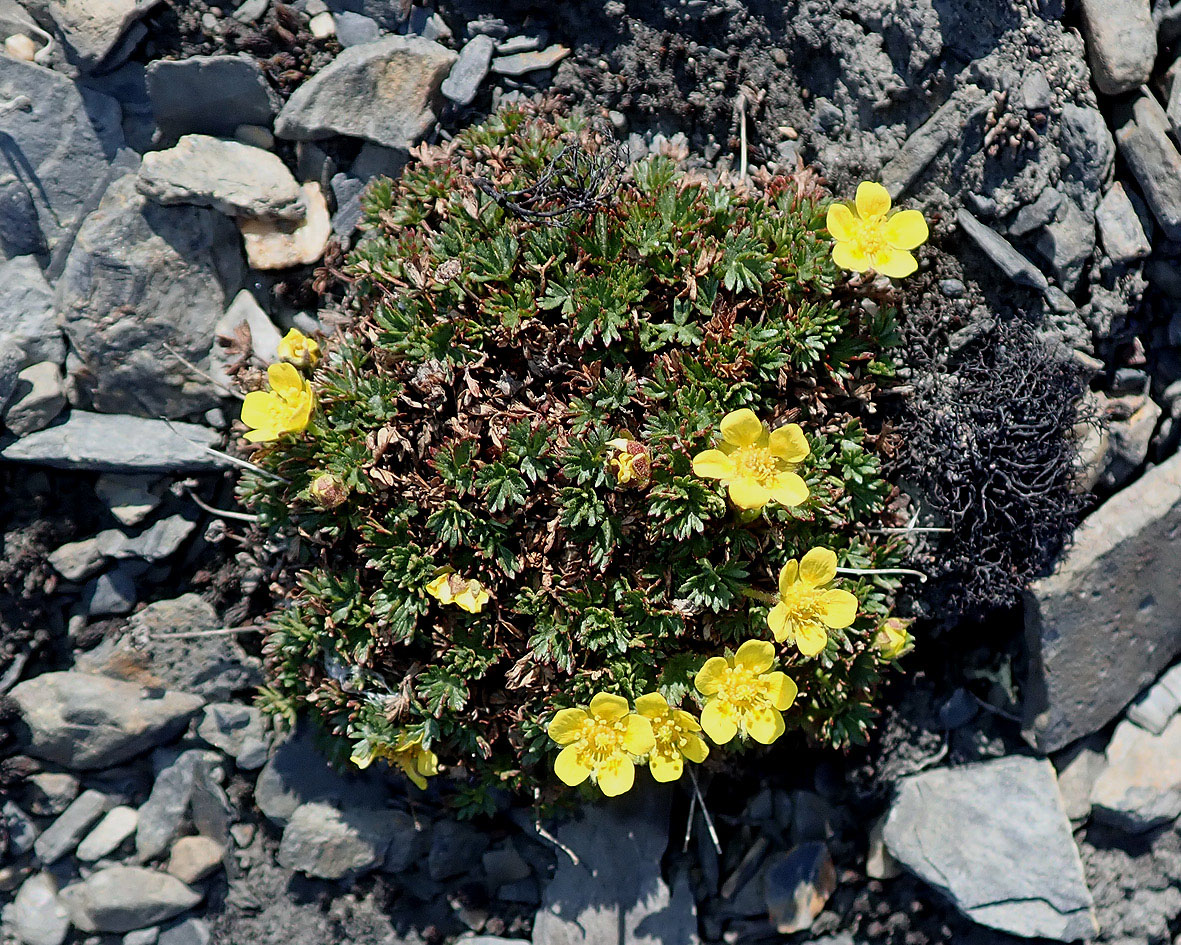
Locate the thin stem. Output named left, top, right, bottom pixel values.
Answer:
left=836, top=566, right=928, bottom=583
left=162, top=343, right=243, bottom=400
left=682, top=789, right=698, bottom=854
left=533, top=787, right=579, bottom=865
left=740, top=586, right=779, bottom=607
left=687, top=768, right=722, bottom=856
left=205, top=446, right=290, bottom=483
left=149, top=627, right=261, bottom=639
left=184, top=487, right=260, bottom=523
left=864, top=526, right=952, bottom=534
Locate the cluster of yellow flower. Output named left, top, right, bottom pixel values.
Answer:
left=350, top=731, right=438, bottom=789
left=240, top=328, right=320, bottom=443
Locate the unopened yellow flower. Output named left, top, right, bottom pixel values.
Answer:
left=607, top=436, right=651, bottom=488
left=826, top=182, right=928, bottom=278
left=876, top=617, right=915, bottom=660
left=768, top=547, right=859, bottom=658
left=694, top=640, right=797, bottom=746
left=635, top=692, right=708, bottom=782
left=350, top=732, right=438, bottom=789
left=547, top=693, right=655, bottom=797
left=691, top=408, right=809, bottom=511
left=425, top=570, right=491, bottom=613
left=277, top=327, right=321, bottom=368
left=240, top=362, right=314, bottom=443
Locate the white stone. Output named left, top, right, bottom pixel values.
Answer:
left=239, top=182, right=332, bottom=270
left=77, top=806, right=139, bottom=861
left=308, top=11, right=335, bottom=37
left=5, top=33, right=37, bottom=61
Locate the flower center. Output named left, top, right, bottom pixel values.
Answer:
left=715, top=666, right=765, bottom=714
left=734, top=446, right=780, bottom=486
left=579, top=717, right=628, bottom=765
left=779, top=583, right=824, bottom=624
left=850, top=217, right=887, bottom=258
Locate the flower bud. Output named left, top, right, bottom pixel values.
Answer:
left=875, top=617, right=914, bottom=661
left=607, top=436, right=651, bottom=488
left=309, top=472, right=348, bottom=509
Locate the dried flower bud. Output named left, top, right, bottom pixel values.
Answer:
left=607, top=436, right=651, bottom=488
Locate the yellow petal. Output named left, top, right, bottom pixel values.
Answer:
left=769, top=472, right=809, bottom=508
left=623, top=714, right=656, bottom=755
left=595, top=755, right=635, bottom=797
left=267, top=361, right=304, bottom=396
left=768, top=423, right=809, bottom=463
left=799, top=547, right=837, bottom=587
left=734, top=639, right=775, bottom=674
left=778, top=559, right=799, bottom=596
left=400, top=757, right=428, bottom=790
left=767, top=603, right=791, bottom=643
left=589, top=692, right=630, bottom=721
left=547, top=708, right=589, bottom=745
left=832, top=241, right=871, bottom=272
left=242, top=427, right=277, bottom=443
left=795, top=621, right=828, bottom=657
left=634, top=692, right=669, bottom=719
left=855, top=181, right=891, bottom=219
left=720, top=408, right=764, bottom=448
left=691, top=449, right=736, bottom=481
left=694, top=657, right=729, bottom=696
left=700, top=699, right=738, bottom=745
left=672, top=709, right=702, bottom=733
left=648, top=752, right=683, bottom=783
left=763, top=671, right=798, bottom=711
left=682, top=733, right=709, bottom=764
left=825, top=202, right=856, bottom=241
left=425, top=573, right=453, bottom=603
left=872, top=247, right=917, bottom=278
left=820, top=589, right=858, bottom=628
left=728, top=477, right=770, bottom=510
left=885, top=209, right=928, bottom=250
left=241, top=390, right=281, bottom=431
left=744, top=706, right=785, bottom=744
left=554, top=745, right=591, bottom=786
left=415, top=748, right=439, bottom=778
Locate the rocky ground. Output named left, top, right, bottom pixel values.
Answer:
left=1, top=0, right=1181, bottom=944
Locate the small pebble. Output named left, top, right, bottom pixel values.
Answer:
left=4, top=33, right=37, bottom=61
left=939, top=278, right=966, bottom=298
left=234, top=124, right=274, bottom=150
left=308, top=11, right=335, bottom=38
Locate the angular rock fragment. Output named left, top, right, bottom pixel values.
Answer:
left=33, top=789, right=112, bottom=864
left=1126, top=663, right=1181, bottom=735
left=1095, top=182, right=1151, bottom=264
left=957, top=209, right=1049, bottom=292
left=1111, top=92, right=1181, bottom=243
left=10, top=672, right=204, bottom=769
left=41, top=0, right=161, bottom=73
left=1077, top=0, right=1155, bottom=95
left=4, top=361, right=66, bottom=436
left=490, top=44, right=569, bottom=76
left=238, top=182, right=332, bottom=269
left=77, top=805, right=139, bottom=861
left=147, top=55, right=279, bottom=138
left=441, top=34, right=494, bottom=106
left=277, top=801, right=393, bottom=879
left=883, top=756, right=1097, bottom=941
left=1091, top=717, right=1181, bottom=832
left=166, top=835, right=225, bottom=884
left=763, top=842, right=836, bottom=935
left=12, top=872, right=70, bottom=945
left=1023, top=450, right=1181, bottom=751
left=0, top=413, right=225, bottom=472
left=0, top=257, right=65, bottom=368
left=59, top=866, right=202, bottom=934
left=275, top=36, right=455, bottom=149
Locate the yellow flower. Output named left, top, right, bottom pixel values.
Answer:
left=691, top=408, right=809, bottom=511
left=635, top=692, right=709, bottom=782
left=607, top=435, right=651, bottom=488
left=547, top=692, right=656, bottom=797
left=876, top=617, right=915, bottom=660
left=277, top=327, right=321, bottom=368
left=826, top=182, right=928, bottom=278
left=694, top=640, right=798, bottom=746
left=768, top=547, right=859, bottom=658
left=425, top=570, right=491, bottom=613
left=240, top=362, right=314, bottom=443
left=350, top=732, right=439, bottom=789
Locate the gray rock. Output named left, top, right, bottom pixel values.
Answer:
left=124, top=928, right=161, bottom=945
left=0, top=257, right=64, bottom=368
left=4, top=362, right=66, bottom=435
left=1077, top=0, right=1155, bottom=95
left=166, top=836, right=225, bottom=884
left=1111, top=92, right=1181, bottom=243
left=10, top=671, right=204, bottom=770
left=231, top=0, right=267, bottom=23
left=2, top=800, right=38, bottom=856
left=137, top=750, right=218, bottom=861
left=277, top=801, right=394, bottom=879
left=380, top=810, right=428, bottom=873
left=1009, top=186, right=1063, bottom=238
left=329, top=173, right=367, bottom=237
left=146, top=55, right=279, bottom=138
left=214, top=290, right=283, bottom=369
left=883, top=756, right=1097, bottom=941
left=350, top=142, right=406, bottom=181
left=188, top=756, right=233, bottom=845
left=77, top=805, right=139, bottom=861
left=275, top=36, right=456, bottom=149
left=0, top=342, right=23, bottom=414
left=196, top=702, right=269, bottom=764
left=1095, top=182, right=1152, bottom=265
left=56, top=173, right=243, bottom=418
left=137, top=135, right=306, bottom=221
left=0, top=58, right=124, bottom=260
left=12, top=872, right=70, bottom=945
left=1091, top=717, right=1181, bottom=832
left=82, top=562, right=141, bottom=616
left=490, top=44, right=570, bottom=76
left=25, top=772, right=80, bottom=816
left=39, top=0, right=160, bottom=73
left=1035, top=196, right=1094, bottom=291
left=1054, top=739, right=1106, bottom=824
left=880, top=87, right=990, bottom=199
left=49, top=535, right=114, bottom=582
left=1126, top=663, right=1181, bottom=735
left=1093, top=393, right=1161, bottom=492
left=429, top=819, right=489, bottom=880
left=34, top=789, right=112, bottom=864
left=322, top=0, right=407, bottom=31
left=0, top=412, right=225, bottom=472
left=1023, top=450, right=1181, bottom=752
left=77, top=594, right=260, bottom=701
left=441, top=34, right=494, bottom=106
left=95, top=474, right=162, bottom=526
left=59, top=866, right=202, bottom=934
left=532, top=785, right=698, bottom=945
left=957, top=208, right=1049, bottom=292
left=482, top=844, right=531, bottom=888
left=334, top=11, right=380, bottom=46
left=253, top=726, right=386, bottom=826
left=49, top=515, right=196, bottom=581
left=763, top=843, right=836, bottom=935
left=158, top=918, right=210, bottom=945
left=1058, top=104, right=1116, bottom=215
